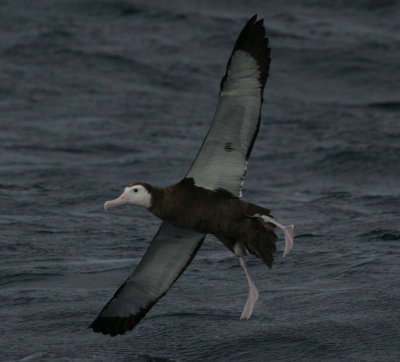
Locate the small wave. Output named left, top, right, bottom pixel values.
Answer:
left=320, top=150, right=376, bottom=164
left=67, top=0, right=144, bottom=18
left=37, top=29, right=74, bottom=41
left=360, top=228, right=400, bottom=241
left=314, top=191, right=352, bottom=202
left=153, top=310, right=230, bottom=321
left=311, top=147, right=399, bottom=176
left=362, top=0, right=398, bottom=10
left=367, top=101, right=400, bottom=111
left=0, top=272, right=63, bottom=286
left=2, top=142, right=142, bottom=155
left=0, top=183, right=26, bottom=191
left=137, top=355, right=177, bottom=362
left=14, top=352, right=51, bottom=362
left=295, top=233, right=323, bottom=239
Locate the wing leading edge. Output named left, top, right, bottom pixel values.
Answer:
left=89, top=15, right=270, bottom=335
left=90, top=223, right=205, bottom=335
left=187, top=15, right=270, bottom=197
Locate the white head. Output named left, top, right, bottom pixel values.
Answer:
left=104, top=184, right=152, bottom=210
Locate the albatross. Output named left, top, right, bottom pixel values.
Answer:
left=89, top=15, right=294, bottom=336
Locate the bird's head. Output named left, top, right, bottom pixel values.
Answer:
left=104, top=183, right=152, bottom=210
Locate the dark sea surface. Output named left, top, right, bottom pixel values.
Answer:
left=1, top=0, right=399, bottom=361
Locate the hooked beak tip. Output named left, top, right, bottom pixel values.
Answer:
left=103, top=193, right=127, bottom=211
left=103, top=200, right=115, bottom=211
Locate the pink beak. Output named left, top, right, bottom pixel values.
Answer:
left=104, top=190, right=128, bottom=210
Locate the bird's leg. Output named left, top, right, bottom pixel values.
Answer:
left=238, top=256, right=259, bottom=319
left=260, top=215, right=295, bottom=257
left=232, top=242, right=259, bottom=319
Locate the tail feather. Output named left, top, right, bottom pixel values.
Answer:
left=244, top=220, right=277, bottom=268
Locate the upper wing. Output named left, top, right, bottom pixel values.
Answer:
left=187, top=15, right=270, bottom=197
left=89, top=222, right=205, bottom=335
left=89, top=15, right=270, bottom=336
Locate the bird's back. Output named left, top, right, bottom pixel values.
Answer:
left=150, top=178, right=271, bottom=236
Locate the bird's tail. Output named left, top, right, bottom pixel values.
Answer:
left=244, top=218, right=278, bottom=268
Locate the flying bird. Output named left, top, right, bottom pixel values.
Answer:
left=89, top=15, right=294, bottom=336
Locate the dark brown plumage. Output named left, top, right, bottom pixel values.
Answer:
left=143, top=178, right=278, bottom=268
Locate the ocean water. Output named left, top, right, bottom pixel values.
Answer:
left=1, top=0, right=399, bottom=361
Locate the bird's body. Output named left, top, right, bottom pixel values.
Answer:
left=140, top=178, right=278, bottom=267
left=89, top=15, right=295, bottom=336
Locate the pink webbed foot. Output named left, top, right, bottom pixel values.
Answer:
left=239, top=256, right=259, bottom=319
left=261, top=215, right=295, bottom=257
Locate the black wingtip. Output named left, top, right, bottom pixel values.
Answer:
left=88, top=304, right=151, bottom=336
left=220, top=15, right=271, bottom=94
left=249, top=14, right=258, bottom=22
left=88, top=231, right=204, bottom=337
left=89, top=316, right=135, bottom=336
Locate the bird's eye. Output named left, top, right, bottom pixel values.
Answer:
left=133, top=188, right=138, bottom=193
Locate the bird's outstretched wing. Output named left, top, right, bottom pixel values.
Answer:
left=187, top=15, right=270, bottom=197
left=89, top=15, right=270, bottom=336
left=89, top=223, right=205, bottom=335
